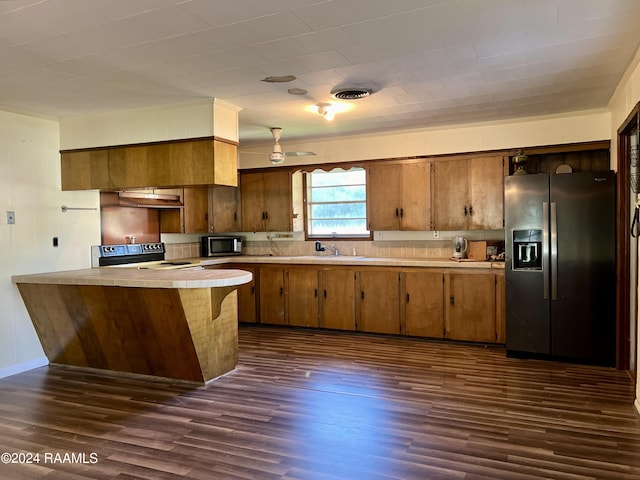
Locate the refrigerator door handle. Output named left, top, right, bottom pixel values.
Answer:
left=543, top=202, right=550, bottom=299
left=550, top=202, right=558, bottom=300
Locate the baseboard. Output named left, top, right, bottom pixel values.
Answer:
left=0, top=357, right=48, bottom=379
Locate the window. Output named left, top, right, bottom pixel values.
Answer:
left=306, top=167, right=369, bottom=238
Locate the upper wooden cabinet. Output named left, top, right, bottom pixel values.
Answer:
left=60, top=149, right=110, bottom=191
left=60, top=138, right=238, bottom=191
left=158, top=187, right=209, bottom=234
left=209, top=185, right=241, bottom=233
left=367, top=161, right=431, bottom=231
left=431, top=156, right=506, bottom=230
left=240, top=170, right=302, bottom=232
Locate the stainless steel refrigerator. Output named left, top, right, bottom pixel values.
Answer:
left=504, top=171, right=616, bottom=366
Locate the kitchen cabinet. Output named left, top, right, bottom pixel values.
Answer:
left=444, top=272, right=496, bottom=342
left=367, top=161, right=431, bottom=230
left=235, top=264, right=257, bottom=324
left=356, top=270, right=401, bottom=334
left=60, top=138, right=238, bottom=191
left=159, top=187, right=209, bottom=234
left=401, top=271, right=444, bottom=338
left=288, top=268, right=319, bottom=328
left=209, top=185, right=241, bottom=232
left=60, top=149, right=110, bottom=190
left=241, top=170, right=300, bottom=232
left=431, top=156, right=505, bottom=230
left=259, top=266, right=286, bottom=325
left=319, top=268, right=356, bottom=331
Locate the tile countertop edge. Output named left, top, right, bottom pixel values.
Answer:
left=198, top=256, right=506, bottom=269
left=11, top=268, right=253, bottom=288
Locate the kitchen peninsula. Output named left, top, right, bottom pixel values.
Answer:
left=12, top=267, right=252, bottom=384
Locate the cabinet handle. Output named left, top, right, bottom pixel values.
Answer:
left=280, top=287, right=284, bottom=296
left=400, top=208, right=404, bottom=218
left=251, top=286, right=255, bottom=295
left=265, top=211, right=269, bottom=220
left=234, top=212, right=237, bottom=221
left=314, top=288, right=318, bottom=298
left=395, top=207, right=399, bottom=217
left=324, top=289, right=327, bottom=298
left=469, top=205, right=473, bottom=216
left=464, top=206, right=468, bottom=216
left=450, top=295, right=455, bottom=305
left=406, top=293, right=410, bottom=303
left=361, top=291, right=365, bottom=300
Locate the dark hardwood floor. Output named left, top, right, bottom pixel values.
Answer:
left=0, top=325, right=639, bottom=480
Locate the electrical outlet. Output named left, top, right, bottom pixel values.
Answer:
left=6, top=211, right=15, bottom=224
left=433, top=230, right=440, bottom=239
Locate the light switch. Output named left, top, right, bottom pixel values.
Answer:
left=6, top=211, right=15, bottom=224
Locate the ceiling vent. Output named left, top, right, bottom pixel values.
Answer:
left=331, top=87, right=373, bottom=100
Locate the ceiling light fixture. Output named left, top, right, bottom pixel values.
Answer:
left=317, top=102, right=335, bottom=121
left=261, top=75, right=297, bottom=83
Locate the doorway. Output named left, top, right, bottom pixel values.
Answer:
left=617, top=104, right=639, bottom=375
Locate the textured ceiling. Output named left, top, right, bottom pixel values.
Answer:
left=1, top=0, right=639, bottom=145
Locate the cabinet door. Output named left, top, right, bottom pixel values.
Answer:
left=400, top=162, right=431, bottom=231
left=263, top=170, right=292, bottom=231
left=357, top=270, right=400, bottom=334
left=402, top=271, right=444, bottom=337
left=320, top=268, right=356, bottom=331
left=240, top=172, right=266, bottom=231
left=210, top=185, right=241, bottom=232
left=288, top=268, right=319, bottom=327
left=367, top=164, right=402, bottom=230
left=469, top=156, right=504, bottom=230
left=108, top=145, right=151, bottom=189
left=432, top=159, right=469, bottom=231
left=61, top=149, right=110, bottom=190
left=236, top=265, right=257, bottom=324
left=182, top=187, right=209, bottom=233
left=259, top=267, right=286, bottom=325
left=444, top=273, right=496, bottom=342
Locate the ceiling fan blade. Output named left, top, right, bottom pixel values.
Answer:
left=285, top=151, right=316, bottom=157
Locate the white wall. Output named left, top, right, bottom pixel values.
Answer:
left=0, top=111, right=101, bottom=378
left=239, top=110, right=611, bottom=169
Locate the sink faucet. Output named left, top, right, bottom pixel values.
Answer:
left=315, top=241, right=339, bottom=256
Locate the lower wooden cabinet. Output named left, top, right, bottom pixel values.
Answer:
left=356, top=270, right=401, bottom=334
left=232, top=262, right=504, bottom=344
left=259, top=267, right=286, bottom=325
left=320, top=268, right=356, bottom=331
left=444, top=272, right=497, bottom=342
left=236, top=265, right=257, bottom=324
left=288, top=268, right=319, bottom=328
left=402, top=271, right=444, bottom=337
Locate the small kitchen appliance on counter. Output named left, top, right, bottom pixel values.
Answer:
left=201, top=235, right=243, bottom=257
left=452, top=236, right=468, bottom=259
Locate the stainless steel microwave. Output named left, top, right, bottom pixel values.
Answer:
left=201, top=236, right=243, bottom=257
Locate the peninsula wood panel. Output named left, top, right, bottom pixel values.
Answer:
left=0, top=326, right=637, bottom=480
left=15, top=283, right=238, bottom=384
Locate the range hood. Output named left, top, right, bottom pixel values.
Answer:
left=115, top=191, right=183, bottom=208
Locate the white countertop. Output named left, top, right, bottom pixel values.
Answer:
left=12, top=267, right=253, bottom=289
